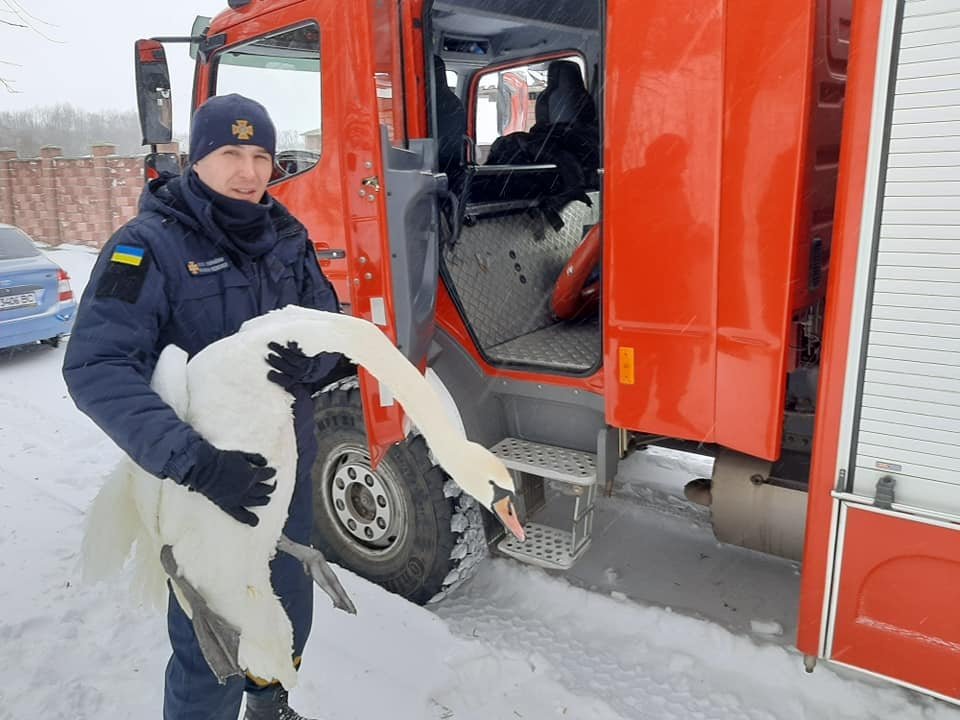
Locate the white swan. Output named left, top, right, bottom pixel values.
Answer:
left=81, top=306, right=524, bottom=688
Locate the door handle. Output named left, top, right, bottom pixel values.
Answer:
left=316, top=248, right=346, bottom=260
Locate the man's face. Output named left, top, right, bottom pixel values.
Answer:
left=193, top=144, right=273, bottom=203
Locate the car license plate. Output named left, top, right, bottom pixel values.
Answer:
left=0, top=291, right=38, bottom=310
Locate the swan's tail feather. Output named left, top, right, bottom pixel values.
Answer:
left=80, top=462, right=169, bottom=610
left=129, top=524, right=169, bottom=610
left=80, top=465, right=138, bottom=584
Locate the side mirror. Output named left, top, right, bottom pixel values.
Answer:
left=189, top=16, right=212, bottom=59
left=144, top=152, right=181, bottom=181
left=135, top=39, right=173, bottom=146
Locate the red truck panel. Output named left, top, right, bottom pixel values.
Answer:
left=831, top=506, right=960, bottom=701
left=797, top=0, right=884, bottom=658
left=604, top=1, right=824, bottom=460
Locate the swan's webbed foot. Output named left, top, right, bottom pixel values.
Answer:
left=160, top=545, right=243, bottom=684
left=276, top=535, right=357, bottom=615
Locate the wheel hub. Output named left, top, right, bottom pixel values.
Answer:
left=323, top=447, right=407, bottom=553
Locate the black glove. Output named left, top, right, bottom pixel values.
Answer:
left=181, top=442, right=277, bottom=527
left=266, top=341, right=338, bottom=392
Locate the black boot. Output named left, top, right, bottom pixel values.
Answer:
left=244, top=686, right=318, bottom=720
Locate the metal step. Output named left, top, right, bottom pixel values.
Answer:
left=497, top=522, right=591, bottom=571
left=489, top=438, right=597, bottom=486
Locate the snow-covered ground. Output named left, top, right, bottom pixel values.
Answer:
left=1, top=245, right=957, bottom=720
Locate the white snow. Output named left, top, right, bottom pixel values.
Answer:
left=1, top=245, right=958, bottom=719
left=750, top=620, right=785, bottom=637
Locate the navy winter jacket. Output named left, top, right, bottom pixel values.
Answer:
left=63, top=173, right=340, bottom=484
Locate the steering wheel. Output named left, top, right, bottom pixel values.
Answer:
left=272, top=150, right=322, bottom=181
left=273, top=151, right=300, bottom=178
left=270, top=160, right=291, bottom=182
left=551, top=223, right=601, bottom=321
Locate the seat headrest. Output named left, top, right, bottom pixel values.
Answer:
left=535, top=60, right=596, bottom=126
left=548, top=60, right=585, bottom=91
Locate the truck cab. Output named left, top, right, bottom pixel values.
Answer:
left=135, top=0, right=960, bottom=704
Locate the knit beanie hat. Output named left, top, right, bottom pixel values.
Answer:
left=189, top=94, right=277, bottom=164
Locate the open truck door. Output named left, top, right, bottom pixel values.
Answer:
left=314, top=0, right=441, bottom=463
left=359, top=0, right=444, bottom=463
left=799, top=0, right=960, bottom=702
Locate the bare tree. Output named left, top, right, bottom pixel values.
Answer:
left=0, top=0, right=62, bottom=93
left=0, top=58, right=21, bottom=93
left=0, top=104, right=144, bottom=157
left=278, top=129, right=307, bottom=150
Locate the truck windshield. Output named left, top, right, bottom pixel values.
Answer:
left=212, top=22, right=322, bottom=179
left=217, top=23, right=319, bottom=72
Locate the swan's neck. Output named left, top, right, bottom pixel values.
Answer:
left=229, top=309, right=467, bottom=471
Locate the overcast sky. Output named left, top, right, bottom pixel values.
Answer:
left=2, top=0, right=226, bottom=136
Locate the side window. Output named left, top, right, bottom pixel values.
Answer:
left=371, top=0, right=405, bottom=147
left=474, top=55, right=584, bottom=163
left=212, top=23, right=321, bottom=180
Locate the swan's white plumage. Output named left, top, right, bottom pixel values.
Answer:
left=81, top=306, right=519, bottom=689
left=81, top=346, right=186, bottom=610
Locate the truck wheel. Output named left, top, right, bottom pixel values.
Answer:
left=311, top=386, right=487, bottom=605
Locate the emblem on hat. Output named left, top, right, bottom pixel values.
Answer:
left=232, top=119, right=255, bottom=141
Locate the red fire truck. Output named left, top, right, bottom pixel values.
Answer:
left=134, top=0, right=960, bottom=703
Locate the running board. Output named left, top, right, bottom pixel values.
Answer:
left=489, top=438, right=597, bottom=570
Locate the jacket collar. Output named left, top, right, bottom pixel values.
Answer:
left=139, top=174, right=307, bottom=244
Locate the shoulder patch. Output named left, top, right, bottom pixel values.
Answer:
left=111, top=244, right=146, bottom=267
left=96, top=247, right=151, bottom=304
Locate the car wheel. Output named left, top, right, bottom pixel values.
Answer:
left=311, top=386, right=487, bottom=604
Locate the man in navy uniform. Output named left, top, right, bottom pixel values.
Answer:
left=64, top=94, right=340, bottom=720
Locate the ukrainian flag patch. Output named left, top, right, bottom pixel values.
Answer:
left=111, top=245, right=145, bottom=267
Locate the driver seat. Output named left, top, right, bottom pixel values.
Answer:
left=529, top=60, right=600, bottom=189
left=534, top=60, right=597, bottom=127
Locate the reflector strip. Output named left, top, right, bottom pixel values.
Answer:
left=618, top=346, right=635, bottom=385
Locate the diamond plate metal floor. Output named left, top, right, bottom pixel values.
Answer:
left=490, top=438, right=597, bottom=486
left=497, top=522, right=589, bottom=570
left=487, top=320, right=600, bottom=371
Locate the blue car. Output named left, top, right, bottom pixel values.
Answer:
left=0, top=224, right=77, bottom=350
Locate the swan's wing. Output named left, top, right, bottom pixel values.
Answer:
left=152, top=344, right=190, bottom=419
left=79, top=345, right=190, bottom=599
left=138, top=344, right=191, bottom=592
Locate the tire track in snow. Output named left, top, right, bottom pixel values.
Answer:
left=434, top=560, right=954, bottom=720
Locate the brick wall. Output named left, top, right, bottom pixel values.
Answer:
left=0, top=144, right=177, bottom=248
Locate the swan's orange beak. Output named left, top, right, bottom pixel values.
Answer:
left=493, top=496, right=525, bottom=542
